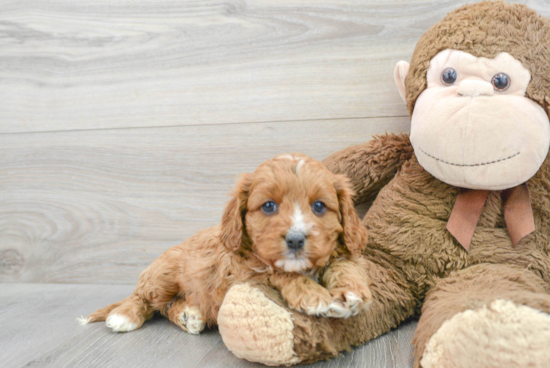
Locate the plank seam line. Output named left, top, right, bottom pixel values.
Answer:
left=0, top=115, right=410, bottom=136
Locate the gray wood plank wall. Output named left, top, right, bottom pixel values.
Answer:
left=2, top=0, right=550, bottom=285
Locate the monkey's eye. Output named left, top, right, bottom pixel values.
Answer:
left=261, top=201, right=278, bottom=215
left=312, top=201, right=327, bottom=216
left=492, top=73, right=511, bottom=91
left=441, top=68, right=457, bottom=86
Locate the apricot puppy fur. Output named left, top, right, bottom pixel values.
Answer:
left=80, top=153, right=371, bottom=334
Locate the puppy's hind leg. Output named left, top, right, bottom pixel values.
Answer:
left=104, top=294, right=155, bottom=332
left=81, top=247, right=182, bottom=332
left=80, top=295, right=154, bottom=332
left=165, top=298, right=206, bottom=335
left=81, top=299, right=125, bottom=324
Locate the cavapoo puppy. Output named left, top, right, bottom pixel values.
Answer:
left=79, top=153, right=372, bottom=334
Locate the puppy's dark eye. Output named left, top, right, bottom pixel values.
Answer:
left=312, top=201, right=326, bottom=215
left=261, top=201, right=278, bottom=215
left=441, top=68, right=457, bottom=86
left=492, top=73, right=510, bottom=91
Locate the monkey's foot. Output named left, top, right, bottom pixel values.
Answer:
left=421, top=299, right=550, bottom=368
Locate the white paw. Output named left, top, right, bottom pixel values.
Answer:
left=344, top=292, right=364, bottom=315
left=323, top=300, right=352, bottom=318
left=323, top=292, right=369, bottom=318
left=179, top=306, right=205, bottom=335
left=304, top=302, right=330, bottom=316
left=105, top=314, right=138, bottom=332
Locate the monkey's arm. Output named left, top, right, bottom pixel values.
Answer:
left=323, top=133, right=413, bottom=206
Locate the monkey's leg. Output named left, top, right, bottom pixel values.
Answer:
left=415, top=263, right=550, bottom=368
left=165, top=298, right=206, bottom=335
left=323, top=133, right=413, bottom=205
left=218, top=259, right=417, bottom=366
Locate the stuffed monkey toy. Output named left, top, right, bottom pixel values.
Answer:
left=215, top=2, right=550, bottom=367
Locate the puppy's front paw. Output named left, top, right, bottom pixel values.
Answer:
left=327, top=287, right=372, bottom=318
left=285, top=284, right=333, bottom=316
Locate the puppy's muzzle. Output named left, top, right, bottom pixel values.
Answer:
left=285, top=232, right=306, bottom=251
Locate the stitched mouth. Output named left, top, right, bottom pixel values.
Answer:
left=420, top=148, right=520, bottom=167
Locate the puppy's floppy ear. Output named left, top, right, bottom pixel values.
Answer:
left=221, top=173, right=254, bottom=251
left=334, top=174, right=368, bottom=254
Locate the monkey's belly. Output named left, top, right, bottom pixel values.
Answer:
left=362, top=168, right=550, bottom=290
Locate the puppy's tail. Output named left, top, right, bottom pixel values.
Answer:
left=76, top=299, right=126, bottom=325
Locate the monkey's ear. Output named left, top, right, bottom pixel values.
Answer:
left=220, top=173, right=254, bottom=251
left=334, top=175, right=368, bottom=255
left=394, top=61, right=410, bottom=103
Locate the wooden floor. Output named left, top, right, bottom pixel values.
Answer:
left=0, top=283, right=417, bottom=368
left=2, top=0, right=549, bottom=367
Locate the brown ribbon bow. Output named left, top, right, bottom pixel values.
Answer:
left=446, top=184, right=535, bottom=251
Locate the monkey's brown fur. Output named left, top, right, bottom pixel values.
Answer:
left=217, top=2, right=550, bottom=366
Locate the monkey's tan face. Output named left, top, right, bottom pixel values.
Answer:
left=408, top=49, right=550, bottom=190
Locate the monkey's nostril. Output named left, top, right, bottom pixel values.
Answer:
left=285, top=233, right=305, bottom=251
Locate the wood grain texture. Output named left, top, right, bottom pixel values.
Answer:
left=0, top=283, right=418, bottom=368
left=0, top=117, right=409, bottom=284
left=4, top=1, right=549, bottom=364
left=2, top=0, right=547, bottom=134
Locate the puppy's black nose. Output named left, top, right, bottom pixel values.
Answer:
left=286, top=233, right=305, bottom=251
